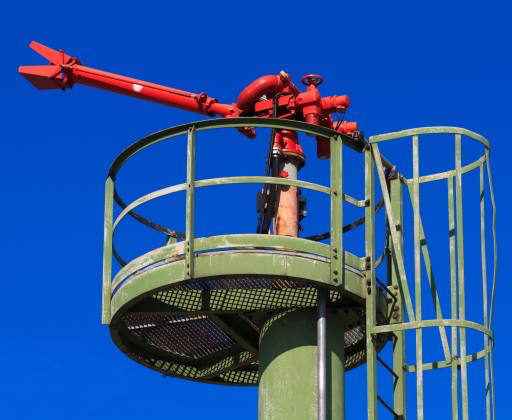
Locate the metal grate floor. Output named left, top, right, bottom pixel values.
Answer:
left=112, top=275, right=389, bottom=385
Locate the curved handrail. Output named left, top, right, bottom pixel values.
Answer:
left=112, top=177, right=330, bottom=231
left=369, top=126, right=489, bottom=148
left=108, top=117, right=362, bottom=178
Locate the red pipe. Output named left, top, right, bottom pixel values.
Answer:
left=71, top=65, right=233, bottom=116
left=321, top=95, right=350, bottom=112
left=236, top=72, right=290, bottom=112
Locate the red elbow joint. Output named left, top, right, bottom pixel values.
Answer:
left=236, top=72, right=289, bottom=112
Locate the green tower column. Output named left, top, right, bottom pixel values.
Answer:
left=258, top=308, right=345, bottom=420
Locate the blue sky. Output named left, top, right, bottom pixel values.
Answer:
left=2, top=1, right=510, bottom=418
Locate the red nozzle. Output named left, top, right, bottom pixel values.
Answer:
left=18, top=41, right=78, bottom=90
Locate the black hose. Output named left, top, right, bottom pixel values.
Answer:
left=257, top=92, right=291, bottom=233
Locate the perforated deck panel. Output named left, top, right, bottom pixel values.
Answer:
left=112, top=275, right=389, bottom=385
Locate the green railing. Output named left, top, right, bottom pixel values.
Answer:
left=102, top=118, right=371, bottom=323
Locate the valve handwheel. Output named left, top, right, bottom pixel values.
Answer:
left=301, top=74, right=324, bottom=87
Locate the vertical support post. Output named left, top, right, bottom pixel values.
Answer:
left=485, top=149, right=497, bottom=420
left=330, top=135, right=343, bottom=285
left=448, top=176, right=459, bottom=420
left=490, top=349, right=496, bottom=420
left=455, top=134, right=469, bottom=420
left=102, top=176, right=114, bottom=324
left=485, top=148, right=498, bottom=329
left=365, top=145, right=377, bottom=420
left=317, top=288, right=327, bottom=420
left=389, top=176, right=406, bottom=418
left=480, top=164, right=491, bottom=420
left=185, top=125, right=196, bottom=279
left=412, top=135, right=423, bottom=420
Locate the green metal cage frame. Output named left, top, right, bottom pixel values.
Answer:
left=101, top=118, right=497, bottom=419
left=366, top=127, right=497, bottom=420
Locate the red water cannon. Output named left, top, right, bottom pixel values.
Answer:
left=19, top=41, right=359, bottom=160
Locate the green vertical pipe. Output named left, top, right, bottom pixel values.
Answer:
left=185, top=126, right=196, bottom=279
left=365, top=145, right=377, bottom=420
left=480, top=164, right=491, bottom=420
left=330, top=135, right=343, bottom=286
left=102, top=176, right=114, bottom=324
left=258, top=309, right=345, bottom=420
left=455, top=134, right=469, bottom=420
left=389, top=177, right=406, bottom=418
left=412, top=135, right=424, bottom=420
left=448, top=176, right=459, bottom=420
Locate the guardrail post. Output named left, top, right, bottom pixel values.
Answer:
left=455, top=134, right=469, bottom=420
left=448, top=175, right=459, bottom=419
left=102, top=176, right=114, bottom=324
left=479, top=163, right=491, bottom=420
left=412, top=135, right=424, bottom=420
left=186, top=125, right=196, bottom=279
left=330, top=134, right=343, bottom=285
left=485, top=148, right=497, bottom=420
left=365, top=144, right=377, bottom=420
left=389, top=176, right=406, bottom=418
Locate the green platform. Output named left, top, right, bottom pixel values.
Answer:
left=102, top=119, right=496, bottom=419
